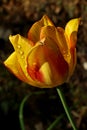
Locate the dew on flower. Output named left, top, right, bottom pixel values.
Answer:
left=25, top=64, right=27, bottom=69
left=66, top=54, right=70, bottom=58
left=17, top=44, right=21, bottom=49
left=62, top=50, right=66, bottom=55
left=21, top=55, right=25, bottom=59
left=19, top=50, right=24, bottom=55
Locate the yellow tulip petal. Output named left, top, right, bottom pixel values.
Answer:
left=9, top=34, right=36, bottom=86
left=9, top=34, right=33, bottom=50
left=65, top=18, right=80, bottom=77
left=4, top=52, right=29, bottom=83
left=65, top=18, right=80, bottom=48
left=27, top=37, right=69, bottom=87
left=28, top=15, right=54, bottom=44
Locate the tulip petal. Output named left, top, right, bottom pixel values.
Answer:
left=56, top=27, right=68, bottom=55
left=4, top=52, right=29, bottom=83
left=27, top=37, right=69, bottom=87
left=40, top=26, right=57, bottom=41
left=9, top=34, right=36, bottom=86
left=57, top=27, right=76, bottom=77
left=40, top=26, right=70, bottom=65
left=28, top=15, right=54, bottom=44
left=65, top=18, right=80, bottom=77
left=65, top=18, right=80, bottom=48
left=39, top=62, right=52, bottom=85
left=68, top=48, right=76, bottom=78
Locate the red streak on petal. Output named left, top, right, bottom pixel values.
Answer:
left=27, top=64, right=44, bottom=83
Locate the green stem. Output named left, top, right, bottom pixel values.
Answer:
left=19, top=94, right=31, bottom=130
left=19, top=91, right=45, bottom=130
left=56, top=87, right=78, bottom=130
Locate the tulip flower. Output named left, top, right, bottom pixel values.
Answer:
left=4, top=15, right=80, bottom=88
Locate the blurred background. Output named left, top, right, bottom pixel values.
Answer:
left=0, top=0, right=87, bottom=130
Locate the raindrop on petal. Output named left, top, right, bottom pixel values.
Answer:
left=20, top=51, right=24, bottom=55
left=17, top=44, right=21, bottom=49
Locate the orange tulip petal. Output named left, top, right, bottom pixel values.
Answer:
left=28, top=15, right=54, bottom=44
left=57, top=27, right=76, bottom=77
left=40, top=25, right=56, bottom=42
left=27, top=37, right=69, bottom=87
left=68, top=48, right=76, bottom=78
left=40, top=26, right=71, bottom=65
left=56, top=27, right=68, bottom=54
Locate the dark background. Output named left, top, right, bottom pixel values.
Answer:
left=0, top=0, right=87, bottom=130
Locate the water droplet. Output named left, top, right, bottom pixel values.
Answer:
left=20, top=51, right=24, bottom=55
left=63, top=50, right=66, bottom=54
left=21, top=55, right=25, bottom=59
left=66, top=54, right=70, bottom=57
left=17, top=44, right=21, bottom=49
left=25, top=64, right=27, bottom=68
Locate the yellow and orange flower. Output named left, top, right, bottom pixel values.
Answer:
left=4, top=15, right=80, bottom=88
